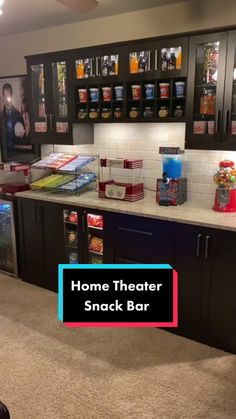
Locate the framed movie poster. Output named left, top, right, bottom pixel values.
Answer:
left=0, top=75, right=40, bottom=163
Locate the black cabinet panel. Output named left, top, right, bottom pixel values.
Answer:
left=43, top=202, right=65, bottom=292
left=18, top=199, right=45, bottom=288
left=17, top=197, right=236, bottom=353
left=114, top=214, right=174, bottom=265
left=173, top=223, right=205, bottom=341
left=204, top=229, right=236, bottom=353
left=173, top=223, right=236, bottom=353
left=186, top=32, right=228, bottom=149
left=26, top=54, right=94, bottom=145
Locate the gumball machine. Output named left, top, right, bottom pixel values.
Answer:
left=213, top=160, right=236, bottom=212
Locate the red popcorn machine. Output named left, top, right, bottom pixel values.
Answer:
left=98, top=158, right=144, bottom=202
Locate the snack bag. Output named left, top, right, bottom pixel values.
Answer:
left=89, top=236, right=103, bottom=254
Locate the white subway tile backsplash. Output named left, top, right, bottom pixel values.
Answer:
left=41, top=122, right=233, bottom=205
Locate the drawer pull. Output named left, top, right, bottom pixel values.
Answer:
left=118, top=227, right=153, bottom=236
left=205, top=235, right=210, bottom=259
left=196, top=234, right=202, bottom=257
left=118, top=257, right=142, bottom=264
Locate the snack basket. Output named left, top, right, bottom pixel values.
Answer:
left=30, top=153, right=99, bottom=194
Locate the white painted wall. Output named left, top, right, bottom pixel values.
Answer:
left=1, top=0, right=236, bottom=204
left=0, top=0, right=236, bottom=76
left=51, top=124, right=236, bottom=207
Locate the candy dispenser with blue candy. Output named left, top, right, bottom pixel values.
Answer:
left=156, top=147, right=187, bottom=206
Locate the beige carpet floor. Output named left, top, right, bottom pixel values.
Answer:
left=0, top=273, right=236, bottom=419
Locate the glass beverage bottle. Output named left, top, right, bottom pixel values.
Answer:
left=76, top=60, right=85, bottom=79
left=200, top=88, right=209, bottom=115
left=176, top=47, right=182, bottom=70
left=168, top=48, right=176, bottom=70
left=130, top=52, right=139, bottom=74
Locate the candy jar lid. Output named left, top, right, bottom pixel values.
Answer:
left=219, top=160, right=235, bottom=168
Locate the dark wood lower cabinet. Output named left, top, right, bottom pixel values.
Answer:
left=18, top=199, right=45, bottom=288
left=173, top=223, right=205, bottom=342
left=173, top=224, right=236, bottom=354
left=18, top=199, right=65, bottom=292
left=17, top=199, right=114, bottom=291
left=17, top=198, right=236, bottom=353
left=43, top=202, right=65, bottom=292
left=114, top=214, right=175, bottom=265
left=204, top=229, right=236, bottom=354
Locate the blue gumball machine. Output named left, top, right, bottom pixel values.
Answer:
left=156, top=147, right=187, bottom=206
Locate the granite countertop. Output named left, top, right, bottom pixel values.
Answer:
left=16, top=189, right=236, bottom=233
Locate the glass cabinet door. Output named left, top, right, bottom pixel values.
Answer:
left=223, top=30, right=236, bottom=140
left=0, top=201, right=17, bottom=275
left=186, top=33, right=227, bottom=147
left=52, top=61, right=69, bottom=134
left=63, top=209, right=79, bottom=264
left=87, top=213, right=104, bottom=264
left=30, top=63, right=48, bottom=133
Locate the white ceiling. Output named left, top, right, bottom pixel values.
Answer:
left=0, top=0, right=185, bottom=37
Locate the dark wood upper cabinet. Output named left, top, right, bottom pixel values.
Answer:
left=25, top=26, right=236, bottom=149
left=222, top=30, right=236, bottom=145
left=26, top=53, right=94, bottom=145
left=185, top=32, right=230, bottom=150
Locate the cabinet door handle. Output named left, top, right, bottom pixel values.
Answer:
left=45, top=115, right=48, bottom=131
left=223, top=109, right=230, bottom=133
left=118, top=257, right=141, bottom=264
left=33, top=206, right=38, bottom=223
left=118, top=226, right=153, bottom=236
left=215, top=110, right=221, bottom=134
left=96, top=57, right=99, bottom=76
left=205, top=235, right=210, bottom=259
left=82, top=212, right=86, bottom=233
left=37, top=206, right=43, bottom=224
left=49, top=114, right=53, bottom=131
left=154, top=49, right=158, bottom=71
left=196, top=234, right=202, bottom=257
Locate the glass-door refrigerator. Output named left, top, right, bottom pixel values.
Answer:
left=86, top=213, right=104, bottom=264
left=0, top=199, right=18, bottom=276
left=63, top=209, right=79, bottom=264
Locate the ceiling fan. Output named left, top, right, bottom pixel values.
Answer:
left=187, top=0, right=205, bottom=17
left=0, top=0, right=4, bottom=16
left=56, top=0, right=99, bottom=14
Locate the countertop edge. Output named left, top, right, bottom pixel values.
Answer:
left=15, top=191, right=236, bottom=233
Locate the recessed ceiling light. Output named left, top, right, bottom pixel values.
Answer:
left=0, top=9, right=3, bottom=15
left=0, top=0, right=4, bottom=7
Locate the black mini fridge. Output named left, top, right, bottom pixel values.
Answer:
left=0, top=198, right=18, bottom=277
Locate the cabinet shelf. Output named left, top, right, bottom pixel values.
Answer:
left=75, top=116, right=186, bottom=123
left=195, top=84, right=217, bottom=88
left=193, top=114, right=215, bottom=120
left=88, top=250, right=103, bottom=256
left=88, top=225, right=103, bottom=231
left=64, top=221, right=78, bottom=226
left=74, top=118, right=124, bottom=123
left=172, top=96, right=186, bottom=100
left=65, top=244, right=78, bottom=249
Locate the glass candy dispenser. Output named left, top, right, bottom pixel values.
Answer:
left=213, top=160, right=236, bottom=212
